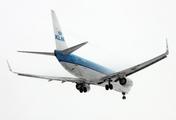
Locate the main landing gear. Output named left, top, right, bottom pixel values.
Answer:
left=104, top=79, right=127, bottom=100
left=105, top=85, right=127, bottom=100
left=76, top=83, right=87, bottom=93
left=105, top=79, right=113, bottom=90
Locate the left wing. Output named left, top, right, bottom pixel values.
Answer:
left=7, top=60, right=85, bottom=83
left=101, top=40, right=169, bottom=82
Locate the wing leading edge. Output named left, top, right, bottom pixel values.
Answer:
left=102, top=40, right=169, bottom=81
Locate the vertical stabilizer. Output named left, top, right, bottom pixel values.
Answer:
left=51, top=10, right=68, bottom=50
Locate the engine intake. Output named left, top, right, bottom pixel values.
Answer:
left=119, top=78, right=133, bottom=87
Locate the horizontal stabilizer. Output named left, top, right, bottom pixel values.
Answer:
left=17, top=41, right=88, bottom=56
left=18, top=51, right=54, bottom=56
left=59, top=41, right=88, bottom=55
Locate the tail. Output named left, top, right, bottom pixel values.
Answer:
left=51, top=10, right=68, bottom=50
left=17, top=10, right=88, bottom=56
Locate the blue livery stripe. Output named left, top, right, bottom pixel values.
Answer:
left=55, top=50, right=115, bottom=75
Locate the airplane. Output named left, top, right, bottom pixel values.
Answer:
left=7, top=10, right=169, bottom=100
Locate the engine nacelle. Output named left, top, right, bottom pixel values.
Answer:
left=76, top=83, right=91, bottom=93
left=119, top=78, right=133, bottom=87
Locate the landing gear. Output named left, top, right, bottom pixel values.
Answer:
left=105, top=79, right=113, bottom=90
left=79, top=87, right=83, bottom=93
left=122, top=92, right=126, bottom=100
left=122, top=96, right=126, bottom=100
left=76, top=83, right=88, bottom=93
left=105, top=84, right=109, bottom=90
left=109, top=84, right=113, bottom=90
left=83, top=87, right=87, bottom=92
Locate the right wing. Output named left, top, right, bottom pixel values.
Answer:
left=7, top=60, right=85, bottom=83
left=101, top=40, right=169, bottom=82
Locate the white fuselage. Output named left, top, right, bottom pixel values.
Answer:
left=60, top=61, right=132, bottom=94
left=54, top=50, right=132, bottom=94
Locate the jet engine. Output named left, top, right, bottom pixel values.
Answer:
left=119, top=77, right=133, bottom=87
left=76, top=83, right=90, bottom=93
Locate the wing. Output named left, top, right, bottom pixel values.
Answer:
left=7, top=60, right=85, bottom=83
left=101, top=40, right=169, bottom=81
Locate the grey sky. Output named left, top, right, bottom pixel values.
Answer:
left=0, top=0, right=176, bottom=120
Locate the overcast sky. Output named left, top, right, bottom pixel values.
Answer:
left=0, top=0, right=176, bottom=120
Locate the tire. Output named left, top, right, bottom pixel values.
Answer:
left=122, top=96, right=126, bottom=100
left=105, top=85, right=109, bottom=90
left=83, top=87, right=87, bottom=93
left=109, top=84, right=113, bottom=90
left=79, top=88, right=83, bottom=93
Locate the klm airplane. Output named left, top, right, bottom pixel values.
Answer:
left=7, top=10, right=169, bottom=99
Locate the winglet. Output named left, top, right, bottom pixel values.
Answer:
left=166, top=39, right=169, bottom=55
left=6, top=60, right=12, bottom=72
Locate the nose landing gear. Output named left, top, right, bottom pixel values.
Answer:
left=122, top=92, right=126, bottom=100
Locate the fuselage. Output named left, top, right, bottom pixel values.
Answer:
left=54, top=50, right=132, bottom=93
left=55, top=50, right=114, bottom=80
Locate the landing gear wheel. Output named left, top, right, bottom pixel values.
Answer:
left=122, top=96, right=126, bottom=100
left=105, top=85, right=109, bottom=90
left=109, top=84, right=113, bottom=90
left=105, top=78, right=113, bottom=90
left=79, top=87, right=83, bottom=93
left=83, top=87, right=87, bottom=93
left=122, top=92, right=126, bottom=100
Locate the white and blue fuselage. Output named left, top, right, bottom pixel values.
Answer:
left=55, top=50, right=114, bottom=81
left=54, top=50, right=132, bottom=94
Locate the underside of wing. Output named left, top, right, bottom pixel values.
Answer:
left=7, top=60, right=85, bottom=83
left=17, top=72, right=84, bottom=83
left=101, top=40, right=169, bottom=81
